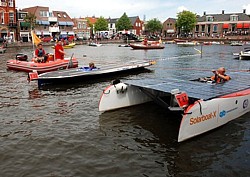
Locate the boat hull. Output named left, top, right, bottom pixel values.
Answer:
left=36, top=61, right=154, bottom=88
left=98, top=81, right=250, bottom=142
left=130, top=43, right=165, bottom=49
left=6, top=58, right=78, bottom=73
left=178, top=89, right=250, bottom=142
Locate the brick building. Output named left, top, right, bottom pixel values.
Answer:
left=0, top=0, right=17, bottom=41
left=195, top=9, right=250, bottom=38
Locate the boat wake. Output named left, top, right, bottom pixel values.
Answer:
left=159, top=53, right=201, bottom=61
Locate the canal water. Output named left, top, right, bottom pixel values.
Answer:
left=0, top=43, right=249, bottom=177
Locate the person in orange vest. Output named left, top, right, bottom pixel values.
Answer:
left=34, top=43, right=48, bottom=62
left=210, top=67, right=231, bottom=83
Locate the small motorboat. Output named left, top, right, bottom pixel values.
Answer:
left=130, top=43, right=165, bottom=50
left=89, top=42, right=102, bottom=47
left=118, top=44, right=130, bottom=47
left=233, top=47, right=250, bottom=60
left=230, top=41, right=244, bottom=46
left=51, top=43, right=76, bottom=49
left=28, top=60, right=156, bottom=88
left=176, top=41, right=199, bottom=46
left=7, top=54, right=78, bottom=73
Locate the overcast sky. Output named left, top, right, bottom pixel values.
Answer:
left=16, top=0, right=250, bottom=21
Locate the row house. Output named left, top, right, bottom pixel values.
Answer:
left=19, top=6, right=74, bottom=42
left=108, top=16, right=143, bottom=36
left=72, top=18, right=90, bottom=40
left=162, top=18, right=176, bottom=37
left=0, top=0, right=17, bottom=41
left=195, top=9, right=250, bottom=38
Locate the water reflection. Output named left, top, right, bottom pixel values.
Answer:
left=99, top=103, right=249, bottom=176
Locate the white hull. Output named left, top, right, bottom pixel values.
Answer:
left=179, top=92, right=250, bottom=142
left=99, top=82, right=250, bottom=142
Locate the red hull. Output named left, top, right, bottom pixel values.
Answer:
left=6, top=58, right=78, bottom=73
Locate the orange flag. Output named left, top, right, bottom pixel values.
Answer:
left=31, top=31, right=42, bottom=46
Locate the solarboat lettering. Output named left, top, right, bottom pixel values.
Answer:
left=190, top=111, right=217, bottom=125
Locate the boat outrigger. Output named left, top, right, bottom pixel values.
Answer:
left=29, top=60, right=155, bottom=88
left=99, top=72, right=250, bottom=142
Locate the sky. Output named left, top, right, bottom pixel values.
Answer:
left=15, top=0, right=250, bottom=22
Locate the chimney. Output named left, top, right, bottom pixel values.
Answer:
left=222, top=10, right=225, bottom=14
left=203, top=11, right=206, bottom=16
left=243, top=9, right=246, bottom=14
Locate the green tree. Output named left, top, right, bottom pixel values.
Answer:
left=116, top=12, right=132, bottom=31
left=24, top=13, right=37, bottom=29
left=94, top=16, right=108, bottom=31
left=146, top=18, right=162, bottom=33
left=176, top=10, right=197, bottom=36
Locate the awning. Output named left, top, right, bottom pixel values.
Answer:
left=20, top=22, right=30, bottom=27
left=41, top=21, right=50, bottom=25
left=236, top=23, right=243, bottom=28
left=243, top=23, right=250, bottom=28
left=66, top=21, right=74, bottom=26
left=58, top=21, right=67, bottom=26
left=60, top=31, right=75, bottom=35
left=223, top=24, right=229, bottom=28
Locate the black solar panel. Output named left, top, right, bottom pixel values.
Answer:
left=126, top=72, right=250, bottom=100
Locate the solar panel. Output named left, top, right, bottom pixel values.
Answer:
left=126, top=72, right=250, bottom=100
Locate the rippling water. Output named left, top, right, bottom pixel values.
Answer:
left=0, top=43, right=250, bottom=177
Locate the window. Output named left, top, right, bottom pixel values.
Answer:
left=201, top=25, right=205, bottom=32
left=57, top=13, right=61, bottom=18
left=9, top=12, right=14, bottom=23
left=49, top=12, right=53, bottom=17
left=213, top=24, right=218, bottom=32
left=0, top=11, right=4, bottom=24
left=21, top=14, right=26, bottom=19
left=230, top=15, right=238, bottom=21
left=195, top=25, right=199, bottom=32
left=206, top=16, right=214, bottom=22
left=83, top=23, right=86, bottom=29
left=8, top=0, right=13, bottom=7
left=40, top=11, right=48, bottom=17
left=78, top=22, right=81, bottom=29
left=63, top=14, right=67, bottom=18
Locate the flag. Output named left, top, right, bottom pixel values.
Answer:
left=31, top=31, right=42, bottom=46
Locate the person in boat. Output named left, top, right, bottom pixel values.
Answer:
left=144, top=38, right=148, bottom=45
left=34, top=43, right=48, bottom=63
left=89, top=62, right=96, bottom=70
left=210, top=67, right=231, bottom=83
left=55, top=40, right=66, bottom=60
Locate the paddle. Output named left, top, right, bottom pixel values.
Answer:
left=66, top=53, right=74, bottom=69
